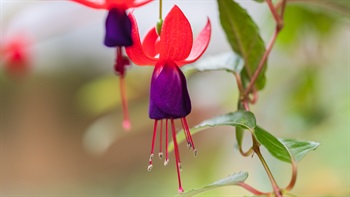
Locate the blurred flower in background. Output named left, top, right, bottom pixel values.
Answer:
left=0, top=0, right=349, bottom=196
left=0, top=34, right=32, bottom=77
left=71, top=0, right=153, bottom=130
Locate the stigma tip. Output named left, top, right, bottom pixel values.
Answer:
left=158, top=152, right=163, bottom=159
left=122, top=120, right=131, bottom=130
left=178, top=187, right=184, bottom=193
left=193, top=149, right=198, bottom=157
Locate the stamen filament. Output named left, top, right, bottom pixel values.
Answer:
left=182, top=117, right=197, bottom=156
left=148, top=120, right=158, bottom=171
left=159, top=120, right=163, bottom=159
left=180, top=118, right=192, bottom=149
left=171, top=119, right=184, bottom=193
left=164, top=119, right=169, bottom=166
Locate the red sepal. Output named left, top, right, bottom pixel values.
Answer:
left=159, top=5, right=193, bottom=62
left=125, top=12, right=157, bottom=65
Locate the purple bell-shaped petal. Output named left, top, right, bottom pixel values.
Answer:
left=104, top=8, right=132, bottom=47
left=149, top=61, right=191, bottom=119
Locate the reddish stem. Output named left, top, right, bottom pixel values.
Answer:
left=285, top=160, right=298, bottom=191
left=266, top=0, right=284, bottom=30
left=243, top=28, right=279, bottom=98
left=243, top=0, right=286, bottom=100
left=238, top=182, right=269, bottom=196
left=234, top=72, right=244, bottom=94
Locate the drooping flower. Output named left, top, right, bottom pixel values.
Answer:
left=126, top=5, right=211, bottom=192
left=72, top=0, right=152, bottom=47
left=1, top=35, right=31, bottom=78
left=72, top=0, right=152, bottom=130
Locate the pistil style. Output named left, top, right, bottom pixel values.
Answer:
left=171, top=119, right=184, bottom=193
left=115, top=47, right=131, bottom=130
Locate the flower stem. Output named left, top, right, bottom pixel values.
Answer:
left=253, top=136, right=282, bottom=197
left=243, top=26, right=279, bottom=98
left=159, top=0, right=163, bottom=20
left=234, top=72, right=244, bottom=95
left=243, top=0, right=286, bottom=100
left=285, top=160, right=298, bottom=191
left=238, top=182, right=269, bottom=196
left=239, top=147, right=254, bottom=157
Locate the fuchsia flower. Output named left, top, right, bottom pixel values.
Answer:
left=1, top=35, right=31, bottom=77
left=126, top=5, right=211, bottom=192
left=72, top=0, right=152, bottom=130
left=72, top=0, right=152, bottom=47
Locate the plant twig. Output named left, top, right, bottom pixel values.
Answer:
left=243, top=0, right=286, bottom=100
left=234, top=72, right=244, bottom=95
left=285, top=160, right=298, bottom=191
left=239, top=147, right=254, bottom=157
left=238, top=182, right=270, bottom=196
left=266, top=0, right=284, bottom=30
left=243, top=29, right=279, bottom=98
left=253, top=136, right=282, bottom=197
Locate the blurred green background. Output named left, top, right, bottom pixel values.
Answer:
left=1, top=0, right=349, bottom=196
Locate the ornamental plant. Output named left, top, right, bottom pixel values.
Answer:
left=126, top=5, right=211, bottom=192
left=67, top=0, right=350, bottom=196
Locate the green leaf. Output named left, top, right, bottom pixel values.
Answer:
left=254, top=126, right=292, bottom=163
left=217, top=0, right=267, bottom=90
left=180, top=171, right=248, bottom=197
left=182, top=52, right=244, bottom=77
left=236, top=127, right=245, bottom=148
left=168, top=111, right=256, bottom=152
left=252, top=0, right=265, bottom=3
left=280, top=139, right=320, bottom=162
left=196, top=110, right=256, bottom=131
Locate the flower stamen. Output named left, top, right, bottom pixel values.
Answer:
left=164, top=119, right=169, bottom=166
left=148, top=120, right=158, bottom=171
left=158, top=120, right=163, bottom=159
left=180, top=118, right=192, bottom=149
left=182, top=117, right=197, bottom=156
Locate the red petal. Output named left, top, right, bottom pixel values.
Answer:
left=125, top=12, right=157, bottom=65
left=177, top=18, right=211, bottom=66
left=71, top=0, right=107, bottom=9
left=126, top=0, right=153, bottom=8
left=142, top=27, right=160, bottom=58
left=159, top=5, right=193, bottom=62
